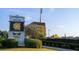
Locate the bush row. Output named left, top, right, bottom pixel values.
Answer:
left=0, top=38, right=18, bottom=48
left=0, top=38, right=42, bottom=48
left=24, top=39, right=42, bottom=48
left=42, top=39, right=79, bottom=50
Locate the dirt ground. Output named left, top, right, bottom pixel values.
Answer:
left=0, top=48, right=55, bottom=51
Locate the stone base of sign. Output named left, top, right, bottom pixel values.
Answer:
left=8, top=31, right=25, bottom=46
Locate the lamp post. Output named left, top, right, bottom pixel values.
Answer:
left=48, top=29, right=50, bottom=37
left=40, top=8, right=42, bottom=22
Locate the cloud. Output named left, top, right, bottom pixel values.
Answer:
left=25, top=16, right=32, bottom=23
left=8, top=9, right=32, bottom=20
left=8, top=9, right=25, bottom=15
left=57, top=25, right=65, bottom=29
left=9, top=9, right=22, bottom=13
left=26, top=16, right=31, bottom=19
left=49, top=8, right=55, bottom=12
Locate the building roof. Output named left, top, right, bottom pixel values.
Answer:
left=10, top=15, right=25, bottom=19
left=30, top=22, right=45, bottom=26
left=9, top=15, right=25, bottom=22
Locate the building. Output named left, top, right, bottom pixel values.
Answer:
left=25, top=22, right=46, bottom=39
left=8, top=15, right=25, bottom=46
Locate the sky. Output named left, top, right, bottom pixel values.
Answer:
left=0, top=8, right=79, bottom=37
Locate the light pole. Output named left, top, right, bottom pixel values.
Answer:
left=40, top=8, right=42, bottom=22
left=48, top=29, right=50, bottom=37
left=64, top=34, right=66, bottom=38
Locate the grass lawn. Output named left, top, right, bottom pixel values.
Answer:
left=0, top=48, right=55, bottom=51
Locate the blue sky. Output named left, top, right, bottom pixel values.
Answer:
left=0, top=8, right=79, bottom=37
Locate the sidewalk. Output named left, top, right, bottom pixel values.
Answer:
left=43, top=46, right=74, bottom=51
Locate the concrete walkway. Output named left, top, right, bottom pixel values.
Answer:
left=43, top=46, right=74, bottom=51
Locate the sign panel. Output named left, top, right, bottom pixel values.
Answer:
left=10, top=22, right=24, bottom=31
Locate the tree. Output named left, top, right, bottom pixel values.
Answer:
left=0, top=30, right=8, bottom=40
left=25, top=26, right=44, bottom=39
left=51, top=34, right=60, bottom=39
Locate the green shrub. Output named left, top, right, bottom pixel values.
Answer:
left=25, top=39, right=42, bottom=48
left=2, top=38, right=18, bottom=48
left=0, top=42, right=2, bottom=48
left=0, top=37, right=4, bottom=48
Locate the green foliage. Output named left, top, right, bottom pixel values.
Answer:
left=0, top=42, right=2, bottom=48
left=25, top=26, right=38, bottom=39
left=25, top=26, right=45, bottom=39
left=0, top=36, right=4, bottom=48
left=37, top=34, right=45, bottom=40
left=51, top=34, right=60, bottom=39
left=2, top=38, right=18, bottom=48
left=0, top=31, right=8, bottom=48
left=33, top=39, right=42, bottom=48
left=0, top=30, right=8, bottom=39
left=25, top=39, right=42, bottom=48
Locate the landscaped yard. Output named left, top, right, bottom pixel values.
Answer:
left=0, top=48, right=55, bottom=51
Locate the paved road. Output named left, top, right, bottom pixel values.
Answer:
left=43, top=46, right=74, bottom=51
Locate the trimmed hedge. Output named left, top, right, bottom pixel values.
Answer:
left=42, top=39, right=79, bottom=50
left=25, top=39, right=42, bottom=48
left=2, top=38, right=18, bottom=48
left=0, top=41, right=2, bottom=48
left=0, top=37, right=4, bottom=48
